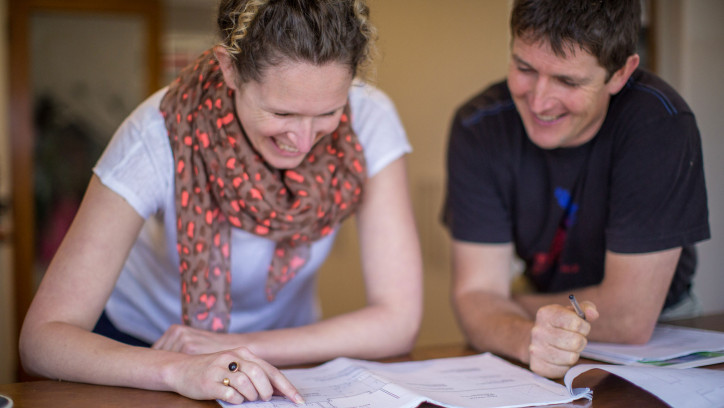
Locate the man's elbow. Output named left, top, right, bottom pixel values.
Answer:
left=613, top=319, right=656, bottom=345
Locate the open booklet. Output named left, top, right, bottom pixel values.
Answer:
left=218, top=353, right=592, bottom=408
left=581, top=324, right=724, bottom=368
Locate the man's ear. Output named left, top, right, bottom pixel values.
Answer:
left=213, top=45, right=240, bottom=91
left=607, top=53, right=640, bottom=95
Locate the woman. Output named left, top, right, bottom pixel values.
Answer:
left=19, top=0, right=422, bottom=404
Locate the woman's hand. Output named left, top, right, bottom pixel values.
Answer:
left=166, top=346, right=304, bottom=404
left=153, top=324, right=242, bottom=355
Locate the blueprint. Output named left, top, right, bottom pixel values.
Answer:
left=218, top=353, right=591, bottom=408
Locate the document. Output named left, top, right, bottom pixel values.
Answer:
left=218, top=353, right=592, bottom=408
left=565, top=364, right=724, bottom=408
left=582, top=324, right=724, bottom=368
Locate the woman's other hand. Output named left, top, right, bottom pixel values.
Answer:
left=153, top=324, right=242, bottom=355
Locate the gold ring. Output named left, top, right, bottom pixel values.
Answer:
left=222, top=378, right=230, bottom=386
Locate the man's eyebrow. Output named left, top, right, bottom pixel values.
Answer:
left=554, top=70, right=592, bottom=85
left=512, top=53, right=589, bottom=84
left=511, top=54, right=532, bottom=68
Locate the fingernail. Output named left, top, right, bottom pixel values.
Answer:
left=294, top=393, right=305, bottom=404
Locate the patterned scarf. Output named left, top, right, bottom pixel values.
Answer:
left=160, top=50, right=366, bottom=332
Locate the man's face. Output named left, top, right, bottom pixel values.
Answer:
left=507, top=37, right=620, bottom=149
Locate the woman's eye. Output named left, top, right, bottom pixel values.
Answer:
left=274, top=112, right=291, bottom=117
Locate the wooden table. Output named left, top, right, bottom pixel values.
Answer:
left=2, top=314, right=723, bottom=407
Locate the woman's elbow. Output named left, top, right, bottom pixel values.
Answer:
left=390, top=304, right=423, bottom=355
left=18, top=322, right=46, bottom=377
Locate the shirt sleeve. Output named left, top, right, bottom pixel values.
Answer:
left=348, top=81, right=412, bottom=178
left=443, top=109, right=513, bottom=244
left=93, top=89, right=173, bottom=219
left=606, top=111, right=710, bottom=253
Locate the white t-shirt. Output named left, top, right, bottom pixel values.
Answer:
left=93, top=82, right=411, bottom=343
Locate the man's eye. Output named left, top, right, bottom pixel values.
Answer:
left=274, top=112, right=291, bottom=117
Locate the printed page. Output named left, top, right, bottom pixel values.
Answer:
left=582, top=324, right=724, bottom=367
left=219, top=353, right=591, bottom=408
left=564, top=364, right=724, bottom=408
left=218, top=357, right=425, bottom=408
left=356, top=353, right=591, bottom=408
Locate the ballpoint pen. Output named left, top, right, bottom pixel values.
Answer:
left=568, top=294, right=586, bottom=320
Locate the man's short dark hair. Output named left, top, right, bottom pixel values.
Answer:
left=511, top=0, right=641, bottom=80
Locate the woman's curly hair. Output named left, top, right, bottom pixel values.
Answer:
left=217, top=0, right=377, bottom=84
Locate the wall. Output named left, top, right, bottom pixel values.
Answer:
left=655, top=0, right=724, bottom=314
left=316, top=0, right=511, bottom=347
left=677, top=0, right=724, bottom=313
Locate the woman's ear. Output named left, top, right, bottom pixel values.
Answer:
left=213, top=45, right=240, bottom=91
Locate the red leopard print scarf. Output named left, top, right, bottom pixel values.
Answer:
left=160, top=50, right=366, bottom=332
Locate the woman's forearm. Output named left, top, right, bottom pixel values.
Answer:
left=20, top=321, right=177, bottom=390
left=240, top=301, right=420, bottom=366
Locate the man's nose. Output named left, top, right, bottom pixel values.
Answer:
left=529, top=77, right=556, bottom=113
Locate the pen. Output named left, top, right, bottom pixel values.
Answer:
left=568, top=294, right=586, bottom=320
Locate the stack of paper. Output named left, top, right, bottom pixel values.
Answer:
left=582, top=324, right=724, bottom=368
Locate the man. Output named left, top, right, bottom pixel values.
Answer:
left=443, top=0, right=709, bottom=379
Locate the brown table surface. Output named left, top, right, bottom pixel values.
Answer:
left=2, top=313, right=723, bottom=407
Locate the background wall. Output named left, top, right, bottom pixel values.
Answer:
left=316, top=0, right=510, bottom=347
left=1, top=0, right=722, bottom=383
left=657, top=0, right=724, bottom=314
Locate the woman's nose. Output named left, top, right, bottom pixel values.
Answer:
left=289, top=117, right=315, bottom=153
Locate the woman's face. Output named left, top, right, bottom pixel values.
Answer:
left=232, top=61, right=353, bottom=169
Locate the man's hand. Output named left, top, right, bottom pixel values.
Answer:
left=528, top=301, right=599, bottom=378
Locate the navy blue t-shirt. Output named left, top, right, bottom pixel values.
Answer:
left=443, top=69, right=710, bottom=309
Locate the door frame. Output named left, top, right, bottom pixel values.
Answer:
left=7, top=0, right=160, bottom=378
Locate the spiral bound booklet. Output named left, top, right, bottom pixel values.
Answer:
left=581, top=324, right=724, bottom=368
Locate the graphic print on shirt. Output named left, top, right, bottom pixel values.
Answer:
left=531, top=187, right=580, bottom=276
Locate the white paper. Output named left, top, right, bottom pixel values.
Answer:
left=582, top=324, right=724, bottom=368
left=565, top=364, right=724, bottom=408
left=218, top=353, right=591, bottom=408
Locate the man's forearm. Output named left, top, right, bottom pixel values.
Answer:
left=514, top=287, right=658, bottom=344
left=454, top=291, right=535, bottom=364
